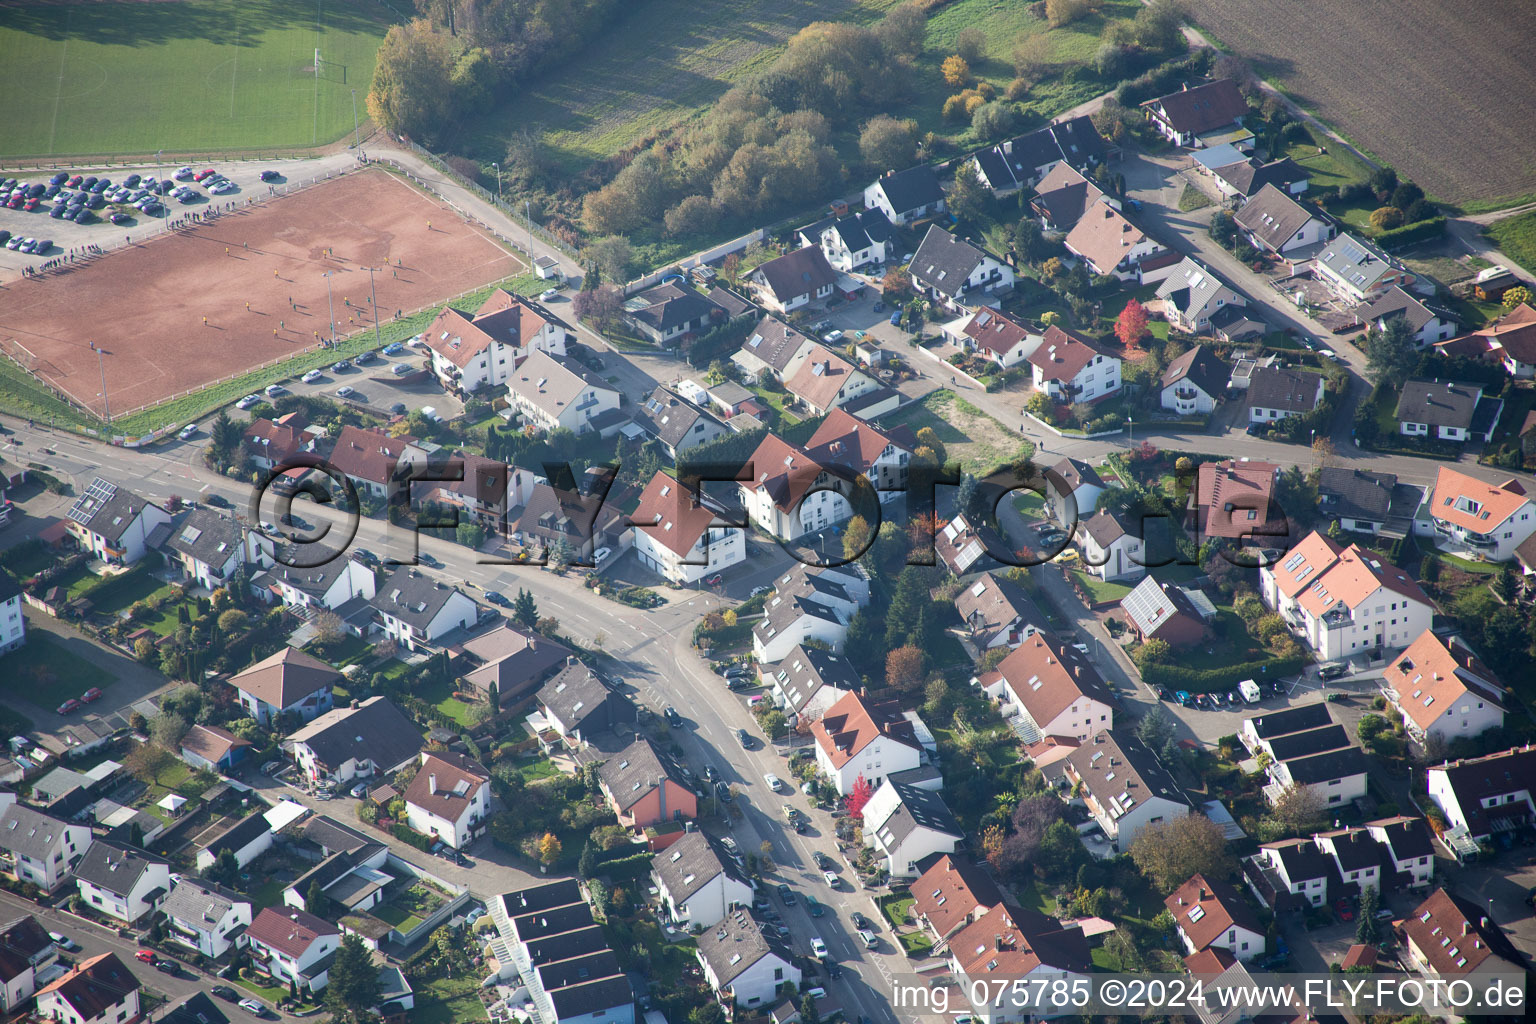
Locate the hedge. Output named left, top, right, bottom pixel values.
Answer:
left=391, top=823, right=434, bottom=851
left=1372, top=217, right=1446, bottom=250
left=1143, top=655, right=1308, bottom=692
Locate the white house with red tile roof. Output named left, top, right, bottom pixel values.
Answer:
left=982, top=633, right=1114, bottom=744
left=1188, top=460, right=1287, bottom=544
left=1427, top=466, right=1536, bottom=560
left=945, top=903, right=1090, bottom=1024
left=803, top=409, right=911, bottom=508
left=810, top=692, right=923, bottom=795
left=243, top=412, right=323, bottom=471
left=1445, top=302, right=1536, bottom=377
left=1165, top=874, right=1265, bottom=962
left=325, top=426, right=433, bottom=499
left=1064, top=204, right=1169, bottom=282
left=1380, top=631, right=1505, bottom=746
left=1027, top=326, right=1120, bottom=404
left=247, top=907, right=340, bottom=993
left=1261, top=531, right=1434, bottom=660
left=953, top=307, right=1042, bottom=368
left=1425, top=745, right=1536, bottom=841
left=783, top=344, right=879, bottom=416
left=737, top=433, right=852, bottom=541
left=404, top=750, right=492, bottom=849
left=1400, top=888, right=1523, bottom=983
left=631, top=471, right=745, bottom=585
left=911, top=854, right=1004, bottom=945
left=422, top=289, right=569, bottom=395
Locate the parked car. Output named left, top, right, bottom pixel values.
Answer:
left=260, top=170, right=280, bottom=182
left=49, top=933, right=81, bottom=952
left=56, top=699, right=82, bottom=715
left=350, top=781, right=369, bottom=798
left=331, top=360, right=351, bottom=372
left=389, top=402, right=408, bottom=416
left=211, top=986, right=240, bottom=1003
left=1318, top=663, right=1348, bottom=680
left=593, top=546, right=612, bottom=563
left=390, top=362, right=411, bottom=375
left=540, top=288, right=560, bottom=301
left=153, top=959, right=180, bottom=975
left=353, top=548, right=380, bottom=567
left=484, top=590, right=508, bottom=606
left=336, top=385, right=356, bottom=399
left=194, top=168, right=217, bottom=181
left=206, top=494, right=232, bottom=509
left=856, top=927, right=878, bottom=949
left=764, top=773, right=784, bottom=792
left=264, top=384, right=287, bottom=397
left=301, top=369, right=323, bottom=384
left=134, top=950, right=156, bottom=963
left=776, top=883, right=795, bottom=905
left=737, top=728, right=751, bottom=748
left=236, top=394, right=262, bottom=409
left=80, top=688, right=103, bottom=704
left=178, top=424, right=198, bottom=441
left=750, top=584, right=771, bottom=598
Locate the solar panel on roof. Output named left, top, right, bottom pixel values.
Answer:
left=68, top=478, right=117, bottom=525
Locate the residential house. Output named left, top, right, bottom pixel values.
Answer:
left=1426, top=745, right=1536, bottom=842
left=633, top=386, right=729, bottom=461
left=1064, top=204, right=1171, bottom=282
left=36, top=953, right=140, bottom=1024
left=1234, top=184, right=1334, bottom=256
left=74, top=839, right=170, bottom=926
left=624, top=283, right=724, bottom=345
left=193, top=810, right=274, bottom=872
left=284, top=696, right=425, bottom=785
left=404, top=751, right=491, bottom=849
left=945, top=903, right=1090, bottom=1024
left=1400, top=888, right=1524, bottom=983
left=911, top=854, right=1004, bottom=946
left=243, top=412, right=322, bottom=472
left=695, top=910, right=800, bottom=1008
left=164, top=508, right=269, bottom=590
left=246, top=907, right=340, bottom=994
left=1442, top=302, right=1536, bottom=376
left=1160, top=345, right=1229, bottom=415
left=783, top=344, right=879, bottom=416
left=747, top=246, right=838, bottom=315
left=598, top=737, right=697, bottom=828
left=1028, top=161, right=1116, bottom=234
left=1188, top=459, right=1286, bottom=544
left=425, top=450, right=524, bottom=525
left=422, top=290, right=570, bottom=394
left=1077, top=507, right=1145, bottom=582
left=955, top=572, right=1051, bottom=652
left=797, top=209, right=894, bottom=271
left=0, top=573, right=23, bottom=655
left=1210, top=157, right=1309, bottom=199
left=810, top=692, right=924, bottom=796
left=1269, top=743, right=1370, bottom=809
left=1165, top=873, right=1265, bottom=961
left=1316, top=467, right=1400, bottom=535
left=161, top=877, right=252, bottom=960
left=934, top=513, right=1012, bottom=577
left=178, top=724, right=252, bottom=774
left=1027, top=325, right=1121, bottom=404
left=956, top=307, right=1041, bottom=368
left=863, top=165, right=945, bottom=225
left=1141, top=79, right=1249, bottom=147
left=1064, top=730, right=1191, bottom=853
left=457, top=622, right=571, bottom=709
left=512, top=477, right=629, bottom=563
left=1156, top=258, right=1248, bottom=334
left=804, top=409, right=912, bottom=504
left=0, top=805, right=91, bottom=893
left=1395, top=379, right=1499, bottom=442
left=1314, top=233, right=1415, bottom=304
left=1358, top=286, right=1459, bottom=347
left=1366, top=814, right=1437, bottom=888
left=65, top=478, right=171, bottom=565
left=0, top=915, right=56, bottom=1013
left=253, top=557, right=376, bottom=616
left=862, top=781, right=963, bottom=879
left=631, top=471, right=745, bottom=586
left=1380, top=631, right=1505, bottom=746
left=227, top=647, right=340, bottom=726
left=652, top=831, right=754, bottom=928
left=1120, top=576, right=1213, bottom=648
left=535, top=659, right=636, bottom=749
left=371, top=567, right=477, bottom=650
left=1247, top=366, right=1324, bottom=424
left=1259, top=531, right=1435, bottom=660
left=762, top=645, right=860, bottom=725
left=324, top=425, right=430, bottom=500
left=751, top=563, right=869, bottom=661
left=909, top=226, right=1014, bottom=313
left=731, top=316, right=815, bottom=383
left=283, top=838, right=391, bottom=922
left=508, top=351, right=622, bottom=436
left=983, top=633, right=1115, bottom=744
left=972, top=115, right=1110, bottom=193
left=736, top=433, right=850, bottom=543
left=161, top=994, right=231, bottom=1024
left=1046, top=457, right=1106, bottom=525
left=1427, top=465, right=1536, bottom=561
left=1241, top=702, right=1336, bottom=758
left=493, top=883, right=633, bottom=1024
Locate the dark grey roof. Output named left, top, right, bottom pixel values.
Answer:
left=955, top=573, right=1051, bottom=647
left=1267, top=839, right=1333, bottom=882
left=164, top=508, right=244, bottom=568
left=1234, top=184, right=1321, bottom=251
left=767, top=645, right=860, bottom=716
left=1267, top=725, right=1351, bottom=763
left=0, top=805, right=75, bottom=861
left=987, top=116, right=1108, bottom=186
left=698, top=910, right=793, bottom=985
left=871, top=164, right=944, bottom=214
left=706, top=286, right=756, bottom=318
left=501, top=879, right=584, bottom=918
left=286, top=697, right=424, bottom=776
left=1209, top=305, right=1267, bottom=341
left=629, top=283, right=723, bottom=333
left=371, top=566, right=468, bottom=631
left=1283, top=746, right=1369, bottom=784
left=911, top=225, right=989, bottom=298
left=537, top=661, right=618, bottom=729
left=1317, top=233, right=1399, bottom=291
left=74, top=838, right=166, bottom=896
left=653, top=831, right=747, bottom=904
left=1368, top=815, right=1433, bottom=862
left=1321, top=828, right=1379, bottom=871
left=1081, top=507, right=1138, bottom=548
left=510, top=900, right=595, bottom=942
left=1161, top=345, right=1230, bottom=398
left=67, top=478, right=159, bottom=543
left=598, top=737, right=686, bottom=811
left=540, top=954, right=632, bottom=1020
left=1248, top=702, right=1333, bottom=740
left=0, top=572, right=20, bottom=605
left=1247, top=365, right=1322, bottom=414
left=752, top=246, right=837, bottom=302
left=738, top=316, right=814, bottom=373
left=1156, top=257, right=1238, bottom=323
left=1064, top=730, right=1190, bottom=814
left=634, top=386, right=727, bottom=450
left=1395, top=379, right=1480, bottom=429
left=301, top=814, right=376, bottom=856
left=160, top=992, right=231, bottom=1024
left=752, top=593, right=843, bottom=646
left=290, top=851, right=361, bottom=899
left=263, top=557, right=364, bottom=599
left=1141, top=78, right=1248, bottom=135
left=873, top=783, right=962, bottom=850
left=162, top=877, right=247, bottom=929
left=199, top=810, right=270, bottom=860
left=1211, top=157, right=1307, bottom=198
left=1317, top=467, right=1396, bottom=524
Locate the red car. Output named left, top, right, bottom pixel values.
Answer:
left=67, top=175, right=83, bottom=187
left=80, top=687, right=103, bottom=704
left=194, top=168, right=216, bottom=182
left=135, top=950, right=156, bottom=963
left=23, top=199, right=39, bottom=211
left=56, top=699, right=82, bottom=715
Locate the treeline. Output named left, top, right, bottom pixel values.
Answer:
left=367, top=0, right=630, bottom=144
left=580, top=5, right=933, bottom=238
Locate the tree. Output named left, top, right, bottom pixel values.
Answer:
left=971, top=100, right=1022, bottom=141
left=843, top=514, right=875, bottom=563
left=513, top=588, right=539, bottom=628
left=859, top=115, right=920, bottom=171
left=217, top=609, right=249, bottom=633
left=845, top=774, right=874, bottom=818
left=1012, top=34, right=1050, bottom=81
left=914, top=426, right=947, bottom=465
left=941, top=55, right=971, bottom=88
left=1368, top=166, right=1399, bottom=202
left=1209, top=211, right=1237, bottom=248
left=312, top=610, right=345, bottom=645
left=1268, top=782, right=1326, bottom=837
left=150, top=712, right=189, bottom=750
left=1115, top=298, right=1152, bottom=350
left=366, top=20, right=457, bottom=143
left=1356, top=885, right=1381, bottom=944
left=1502, top=285, right=1533, bottom=310
left=585, top=236, right=633, bottom=284
left=663, top=195, right=721, bottom=238
left=1496, top=561, right=1519, bottom=602
left=1136, top=704, right=1177, bottom=760
left=572, top=284, right=623, bottom=329
left=1045, top=0, right=1088, bottom=29
left=1132, top=637, right=1171, bottom=672
left=325, top=934, right=382, bottom=1024
left=207, top=848, right=239, bottom=887
left=306, top=880, right=330, bottom=918
left=1129, top=814, right=1236, bottom=893
left=1012, top=217, right=1051, bottom=264
left=955, top=26, right=987, bottom=64
left=537, top=832, right=562, bottom=866
left=886, top=645, right=925, bottom=690
left=947, top=160, right=993, bottom=226
left=1369, top=206, right=1405, bottom=231
left=125, top=742, right=174, bottom=786
left=1364, top=317, right=1418, bottom=388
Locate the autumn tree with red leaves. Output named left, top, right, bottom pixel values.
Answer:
left=845, top=774, right=874, bottom=818
left=1115, top=298, right=1151, bottom=351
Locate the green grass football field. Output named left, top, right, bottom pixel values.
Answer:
left=0, top=0, right=395, bottom=158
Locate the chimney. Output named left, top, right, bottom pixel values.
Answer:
left=1480, top=916, right=1489, bottom=930
left=994, top=934, right=1004, bottom=949
left=351, top=699, right=360, bottom=710
left=429, top=773, right=438, bottom=794
left=1198, top=887, right=1207, bottom=901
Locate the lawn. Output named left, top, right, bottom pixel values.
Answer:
left=371, top=902, right=424, bottom=934
left=1177, top=184, right=1215, bottom=212
left=1486, top=211, right=1536, bottom=278
left=414, top=676, right=484, bottom=729
left=0, top=0, right=395, bottom=156
left=1014, top=879, right=1059, bottom=916
left=1285, top=126, right=1374, bottom=193
left=235, top=977, right=288, bottom=1004
left=882, top=894, right=916, bottom=929
left=1438, top=552, right=1500, bottom=575
left=415, top=974, right=489, bottom=1024
left=1178, top=610, right=1267, bottom=671
left=244, top=876, right=288, bottom=913
left=517, top=758, right=562, bottom=782
left=7, top=633, right=116, bottom=708
left=1013, top=491, right=1046, bottom=516
left=306, top=633, right=371, bottom=668
left=373, top=882, right=448, bottom=934
left=1069, top=569, right=1134, bottom=605
left=88, top=574, right=175, bottom=618
left=883, top=388, right=1031, bottom=476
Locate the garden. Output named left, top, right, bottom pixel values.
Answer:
left=6, top=633, right=117, bottom=709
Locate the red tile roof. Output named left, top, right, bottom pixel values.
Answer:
left=912, top=855, right=1004, bottom=939
left=810, top=692, right=918, bottom=769
left=633, top=471, right=718, bottom=558
left=1429, top=466, right=1531, bottom=535
left=37, top=953, right=140, bottom=1021
left=804, top=408, right=908, bottom=474
left=1064, top=204, right=1151, bottom=276
left=1027, top=325, right=1105, bottom=382
left=993, top=633, right=1114, bottom=728
left=327, top=425, right=418, bottom=485
left=1191, top=460, right=1283, bottom=540
left=745, top=433, right=821, bottom=513
left=785, top=344, right=862, bottom=412
left=1383, top=631, right=1503, bottom=734
left=963, top=307, right=1036, bottom=358
left=405, top=751, right=490, bottom=822
left=1401, top=887, right=1520, bottom=976
left=247, top=906, right=338, bottom=958
left=1164, top=873, right=1261, bottom=954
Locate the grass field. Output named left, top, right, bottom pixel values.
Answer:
left=0, top=0, right=394, bottom=157
left=884, top=389, right=1032, bottom=475
left=8, top=633, right=116, bottom=708
left=1486, top=212, right=1536, bottom=278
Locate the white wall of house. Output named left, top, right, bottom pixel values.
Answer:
left=38, top=982, right=139, bottom=1024
left=2, top=824, right=90, bottom=891
left=405, top=786, right=491, bottom=850
left=195, top=831, right=273, bottom=873
left=1175, top=920, right=1266, bottom=962
left=634, top=525, right=746, bottom=586
left=169, top=901, right=252, bottom=959
left=1259, top=849, right=1329, bottom=907
left=1431, top=503, right=1536, bottom=562
left=704, top=950, right=799, bottom=1008
left=1004, top=689, right=1113, bottom=744
left=253, top=932, right=340, bottom=993
left=815, top=735, right=922, bottom=796
left=1290, top=588, right=1435, bottom=662
left=1079, top=532, right=1145, bottom=582
left=1032, top=354, right=1121, bottom=404
left=1393, top=694, right=1504, bottom=748
left=77, top=863, right=170, bottom=925
left=753, top=612, right=847, bottom=664
left=1091, top=794, right=1187, bottom=852
left=1161, top=380, right=1217, bottom=415
left=662, top=872, right=755, bottom=929
left=871, top=826, right=957, bottom=879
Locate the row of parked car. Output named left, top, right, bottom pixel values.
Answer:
left=55, top=687, right=104, bottom=716
left=1, top=231, right=51, bottom=254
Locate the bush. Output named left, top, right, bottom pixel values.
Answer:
left=1143, top=655, right=1308, bottom=693
left=1372, top=216, right=1447, bottom=249
left=391, top=823, right=434, bottom=851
